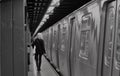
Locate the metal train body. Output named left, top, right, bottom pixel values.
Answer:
left=42, top=0, right=120, bottom=76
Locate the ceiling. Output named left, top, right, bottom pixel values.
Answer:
left=26, top=0, right=52, bottom=35
left=26, top=0, right=91, bottom=36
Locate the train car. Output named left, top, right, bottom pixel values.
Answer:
left=42, top=30, right=49, bottom=57
left=51, top=25, right=60, bottom=70
left=46, top=28, right=52, bottom=61
left=42, top=0, right=120, bottom=76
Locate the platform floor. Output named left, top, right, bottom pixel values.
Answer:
left=28, top=47, right=59, bottom=76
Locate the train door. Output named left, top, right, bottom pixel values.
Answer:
left=47, top=30, right=50, bottom=58
left=52, top=25, right=59, bottom=69
left=56, top=25, right=60, bottom=70
left=69, top=17, right=76, bottom=76
left=112, top=0, right=120, bottom=76
left=48, top=28, right=52, bottom=61
left=50, top=27, right=53, bottom=61
left=47, top=29, right=50, bottom=59
left=58, top=24, right=61, bottom=73
left=0, top=3, right=1, bottom=76
left=57, top=24, right=60, bottom=70
left=102, top=1, right=116, bottom=76
left=52, top=26, right=55, bottom=65
left=58, top=20, right=69, bottom=76
left=45, top=30, right=49, bottom=58
left=44, top=31, right=48, bottom=56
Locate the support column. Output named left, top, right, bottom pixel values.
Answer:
left=12, top=0, right=26, bottom=76
left=1, top=0, right=13, bottom=76
left=0, top=2, right=1, bottom=76
left=1, top=0, right=26, bottom=76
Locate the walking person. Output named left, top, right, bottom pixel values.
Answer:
left=32, top=33, right=46, bottom=71
left=27, top=45, right=31, bottom=71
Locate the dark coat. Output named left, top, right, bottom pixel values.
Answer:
left=32, top=38, right=45, bottom=55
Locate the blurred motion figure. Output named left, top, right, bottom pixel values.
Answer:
left=27, top=45, right=31, bottom=71
left=32, top=33, right=46, bottom=71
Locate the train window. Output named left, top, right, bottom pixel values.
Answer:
left=81, top=14, right=91, bottom=29
left=79, top=13, right=91, bottom=60
left=104, top=6, right=115, bottom=67
left=79, top=30, right=90, bottom=60
left=70, top=17, right=74, bottom=24
left=52, top=29, right=56, bottom=49
left=60, top=23, right=67, bottom=52
left=115, top=5, right=120, bottom=70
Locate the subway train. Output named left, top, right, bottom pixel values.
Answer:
left=42, top=0, right=120, bottom=76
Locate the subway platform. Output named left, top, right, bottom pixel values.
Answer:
left=28, top=47, right=59, bottom=76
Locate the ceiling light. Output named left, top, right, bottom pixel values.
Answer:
left=34, top=0, right=61, bottom=36
left=44, top=14, right=49, bottom=19
left=40, top=22, right=44, bottom=25
left=42, top=18, right=47, bottom=22
left=47, top=7, right=54, bottom=13
left=35, top=3, right=37, bottom=6
left=39, top=3, right=41, bottom=6
left=51, top=0, right=60, bottom=6
left=34, top=7, right=36, bottom=10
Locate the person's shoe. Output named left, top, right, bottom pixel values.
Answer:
left=38, top=68, right=41, bottom=71
left=37, top=68, right=39, bottom=71
left=28, top=67, right=30, bottom=71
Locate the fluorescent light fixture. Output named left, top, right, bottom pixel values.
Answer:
left=51, top=0, right=60, bottom=6
left=42, top=18, right=47, bottom=22
left=35, top=3, right=37, bottom=6
left=38, top=0, right=61, bottom=27
left=44, top=14, right=49, bottom=19
left=34, top=7, right=36, bottom=10
left=47, top=7, right=54, bottom=14
left=56, top=2, right=60, bottom=7
left=33, top=0, right=61, bottom=37
left=40, top=22, right=44, bottom=25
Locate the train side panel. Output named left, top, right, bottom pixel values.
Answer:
left=101, top=1, right=120, bottom=76
left=68, top=15, right=76, bottom=76
left=43, top=30, right=48, bottom=56
left=112, top=0, right=120, bottom=76
left=58, top=19, right=70, bottom=76
left=47, top=28, right=53, bottom=61
left=42, top=1, right=120, bottom=76
left=45, top=29, right=50, bottom=59
left=46, top=30, right=50, bottom=58
left=72, top=2, right=101, bottom=76
left=51, top=25, right=59, bottom=69
left=50, top=28, right=54, bottom=62
left=0, top=3, right=1, bottom=76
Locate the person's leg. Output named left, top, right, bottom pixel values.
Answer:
left=28, top=53, right=30, bottom=71
left=38, top=54, right=42, bottom=71
left=28, top=53, right=30, bottom=65
left=35, top=53, right=39, bottom=70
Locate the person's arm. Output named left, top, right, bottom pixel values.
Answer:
left=31, top=40, right=36, bottom=48
left=42, top=40, right=46, bottom=54
left=31, top=43, right=34, bottom=48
